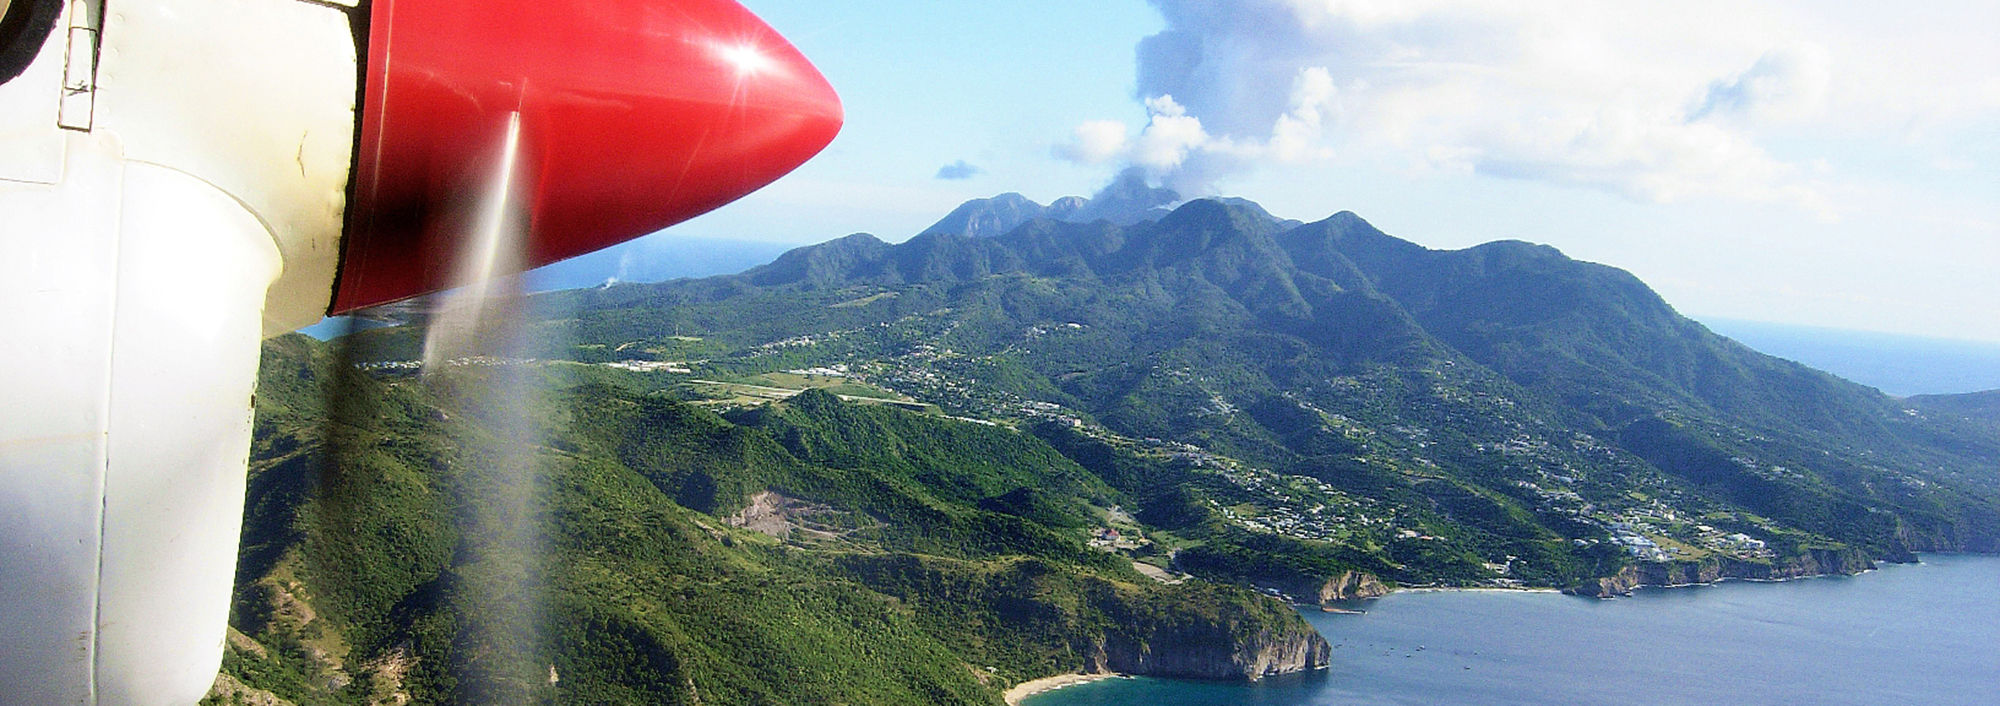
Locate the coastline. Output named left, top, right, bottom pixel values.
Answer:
left=1003, top=673, right=1125, bottom=706
left=1022, top=556, right=1999, bottom=706
left=1391, top=586, right=1562, bottom=594
left=1308, top=574, right=1885, bottom=603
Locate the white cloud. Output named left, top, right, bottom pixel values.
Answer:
left=1129, top=96, right=1213, bottom=171
left=1269, top=67, right=1339, bottom=162
left=1062, top=0, right=2000, bottom=215
left=1055, top=120, right=1132, bottom=164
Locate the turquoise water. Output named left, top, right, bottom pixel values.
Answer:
left=1031, top=555, right=2000, bottom=706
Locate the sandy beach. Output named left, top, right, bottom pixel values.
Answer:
left=1002, top=673, right=1124, bottom=705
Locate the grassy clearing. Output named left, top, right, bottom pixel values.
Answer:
left=685, top=375, right=932, bottom=413
left=830, top=292, right=899, bottom=309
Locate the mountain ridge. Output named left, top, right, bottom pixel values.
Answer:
left=218, top=192, right=2000, bottom=704
left=918, top=170, right=1301, bottom=239
left=619, top=195, right=2000, bottom=558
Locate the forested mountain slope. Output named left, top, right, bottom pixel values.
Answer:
left=216, top=196, right=2000, bottom=703
left=214, top=336, right=1325, bottom=705
left=541, top=198, right=2000, bottom=568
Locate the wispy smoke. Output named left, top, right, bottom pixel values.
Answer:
left=1060, top=0, right=1849, bottom=215
left=935, top=160, right=985, bottom=180
left=1689, top=44, right=1833, bottom=125
left=1056, top=68, right=1336, bottom=198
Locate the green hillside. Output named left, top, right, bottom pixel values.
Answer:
left=521, top=198, right=2000, bottom=579
left=217, top=196, right=2000, bottom=704
left=214, top=335, right=1324, bottom=705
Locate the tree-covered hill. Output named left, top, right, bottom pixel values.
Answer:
left=221, top=195, right=2000, bottom=703
left=215, top=336, right=1326, bottom=705
left=528, top=197, right=2000, bottom=580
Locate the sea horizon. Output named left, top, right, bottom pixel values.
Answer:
left=1030, top=553, right=2000, bottom=706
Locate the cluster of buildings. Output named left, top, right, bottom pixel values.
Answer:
left=1017, top=322, right=1087, bottom=341
left=1692, top=524, right=1774, bottom=558
left=1086, top=527, right=1145, bottom=552
left=1207, top=468, right=1386, bottom=543
left=748, top=328, right=860, bottom=354
left=355, top=359, right=423, bottom=371
left=1599, top=512, right=1778, bottom=562
left=1609, top=525, right=1676, bottom=562
left=605, top=360, right=691, bottom=373
left=352, top=356, right=539, bottom=372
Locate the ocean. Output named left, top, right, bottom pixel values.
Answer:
left=1698, top=318, right=2000, bottom=396
left=1029, top=554, right=2000, bottom=706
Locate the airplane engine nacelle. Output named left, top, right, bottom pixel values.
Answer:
left=0, top=0, right=839, bottom=703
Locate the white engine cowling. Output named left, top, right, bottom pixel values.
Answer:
left=0, top=1, right=357, bottom=703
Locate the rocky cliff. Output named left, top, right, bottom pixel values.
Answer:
left=1566, top=548, right=1880, bottom=597
left=1083, top=618, right=1331, bottom=680
left=1246, top=572, right=1391, bottom=605
left=1315, top=571, right=1391, bottom=602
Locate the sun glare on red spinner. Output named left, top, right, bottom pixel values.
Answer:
left=717, top=41, right=782, bottom=78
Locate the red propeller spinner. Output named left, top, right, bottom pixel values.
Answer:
left=333, top=0, right=842, bottom=312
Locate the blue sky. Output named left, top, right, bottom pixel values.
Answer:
left=639, top=0, right=1999, bottom=344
